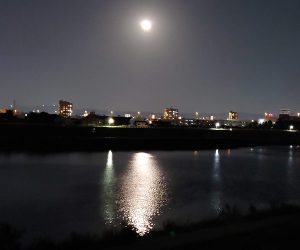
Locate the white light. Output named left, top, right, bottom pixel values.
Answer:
left=83, top=111, right=88, bottom=117
left=107, top=150, right=113, bottom=168
left=215, top=122, right=220, bottom=128
left=140, top=19, right=152, bottom=31
left=290, top=125, right=294, bottom=131
left=108, top=118, right=114, bottom=125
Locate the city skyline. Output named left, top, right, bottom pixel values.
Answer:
left=2, top=98, right=300, bottom=120
left=1, top=0, right=300, bottom=113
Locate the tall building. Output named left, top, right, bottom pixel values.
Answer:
left=163, top=107, right=179, bottom=120
left=0, top=108, right=7, bottom=114
left=279, top=109, right=291, bottom=120
left=228, top=111, right=238, bottom=120
left=59, top=100, right=73, bottom=118
left=280, top=109, right=291, bottom=115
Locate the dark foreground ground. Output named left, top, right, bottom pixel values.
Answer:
left=1, top=124, right=300, bottom=152
left=2, top=204, right=300, bottom=250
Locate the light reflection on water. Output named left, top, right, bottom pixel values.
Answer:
left=119, top=152, right=167, bottom=235
left=211, top=149, right=222, bottom=213
left=288, top=146, right=294, bottom=185
left=103, top=150, right=116, bottom=225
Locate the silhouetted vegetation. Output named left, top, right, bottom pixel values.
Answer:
left=0, top=223, right=24, bottom=250
left=1, top=123, right=300, bottom=152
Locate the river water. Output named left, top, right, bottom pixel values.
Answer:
left=1, top=146, right=300, bottom=242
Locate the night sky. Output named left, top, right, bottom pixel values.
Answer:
left=1, top=0, right=300, bottom=114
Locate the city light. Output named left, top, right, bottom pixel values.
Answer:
left=290, top=125, right=294, bottom=131
left=215, top=122, right=220, bottom=128
left=108, top=117, right=114, bottom=125
left=83, top=111, right=88, bottom=117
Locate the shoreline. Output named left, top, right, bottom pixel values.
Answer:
left=3, top=204, right=300, bottom=250
left=1, top=124, right=300, bottom=152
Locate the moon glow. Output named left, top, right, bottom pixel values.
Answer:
left=140, top=19, right=152, bottom=32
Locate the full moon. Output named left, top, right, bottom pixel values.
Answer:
left=140, top=19, right=152, bottom=31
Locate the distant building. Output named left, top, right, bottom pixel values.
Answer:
left=278, top=109, right=291, bottom=120
left=135, top=120, right=148, bottom=128
left=0, top=108, right=7, bottom=114
left=280, top=109, right=291, bottom=115
left=228, top=111, right=238, bottom=120
left=163, top=107, right=179, bottom=120
left=149, top=114, right=157, bottom=120
left=59, top=100, right=73, bottom=118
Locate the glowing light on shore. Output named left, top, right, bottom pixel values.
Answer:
left=108, top=118, right=114, bottom=125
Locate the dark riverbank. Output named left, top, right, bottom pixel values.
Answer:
left=1, top=124, right=300, bottom=152
left=3, top=204, right=300, bottom=250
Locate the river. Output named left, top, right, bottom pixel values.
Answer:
left=1, top=146, right=300, bottom=242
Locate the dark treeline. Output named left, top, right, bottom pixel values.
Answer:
left=0, top=111, right=131, bottom=127
left=1, top=110, right=300, bottom=130
left=1, top=124, right=300, bottom=152
left=1, top=111, right=300, bottom=152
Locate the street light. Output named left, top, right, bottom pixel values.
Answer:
left=108, top=117, right=114, bottom=125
